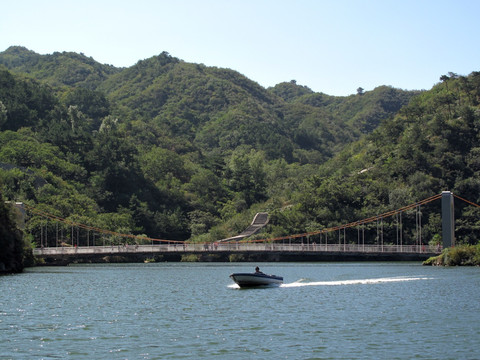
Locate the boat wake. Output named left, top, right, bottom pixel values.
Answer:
left=280, top=276, right=433, bottom=288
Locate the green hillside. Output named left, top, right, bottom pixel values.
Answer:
left=290, top=72, right=480, bottom=244
left=2, top=46, right=477, bottom=248
left=0, top=46, right=120, bottom=89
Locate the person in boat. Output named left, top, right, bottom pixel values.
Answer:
left=255, top=266, right=263, bottom=274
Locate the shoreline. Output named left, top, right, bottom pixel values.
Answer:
left=34, top=250, right=434, bottom=266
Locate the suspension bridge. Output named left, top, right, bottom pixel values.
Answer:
left=12, top=191, right=480, bottom=264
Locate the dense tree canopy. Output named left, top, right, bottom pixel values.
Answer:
left=1, top=46, right=479, bottom=250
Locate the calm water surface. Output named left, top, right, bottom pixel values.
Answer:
left=1, top=262, right=479, bottom=359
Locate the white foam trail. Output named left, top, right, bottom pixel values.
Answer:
left=280, top=276, right=432, bottom=288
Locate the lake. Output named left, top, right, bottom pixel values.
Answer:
left=1, top=262, right=479, bottom=359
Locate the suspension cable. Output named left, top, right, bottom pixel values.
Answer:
left=453, top=194, right=480, bottom=208
left=22, top=203, right=183, bottom=244
left=238, top=193, right=443, bottom=244
left=24, top=193, right=446, bottom=246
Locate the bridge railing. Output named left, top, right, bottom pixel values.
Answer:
left=33, top=242, right=441, bottom=256
left=212, top=243, right=439, bottom=253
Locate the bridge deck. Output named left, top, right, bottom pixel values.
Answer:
left=34, top=243, right=440, bottom=256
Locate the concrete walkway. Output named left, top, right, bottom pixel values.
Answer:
left=220, top=212, right=269, bottom=242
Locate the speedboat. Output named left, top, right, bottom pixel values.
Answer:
left=230, top=271, right=283, bottom=288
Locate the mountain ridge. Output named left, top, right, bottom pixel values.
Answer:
left=2, top=46, right=477, bottom=247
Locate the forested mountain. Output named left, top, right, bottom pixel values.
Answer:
left=287, top=72, right=480, bottom=244
left=0, top=46, right=120, bottom=89
left=1, top=46, right=478, bottom=247
left=1, top=47, right=415, bottom=162
left=270, top=80, right=418, bottom=135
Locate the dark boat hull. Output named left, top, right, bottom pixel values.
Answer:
left=230, top=272, right=283, bottom=287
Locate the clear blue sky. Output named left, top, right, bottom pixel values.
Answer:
left=2, top=0, right=479, bottom=96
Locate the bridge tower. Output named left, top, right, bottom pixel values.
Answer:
left=441, top=191, right=455, bottom=248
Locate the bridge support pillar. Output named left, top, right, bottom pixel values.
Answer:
left=441, top=191, right=455, bottom=248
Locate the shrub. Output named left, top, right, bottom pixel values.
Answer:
left=181, top=254, right=200, bottom=262
left=424, top=244, right=480, bottom=266
left=229, top=254, right=245, bottom=262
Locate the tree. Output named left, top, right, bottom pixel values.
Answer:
left=0, top=69, right=57, bottom=131
left=440, top=74, right=450, bottom=91
left=85, top=129, right=141, bottom=210
left=227, top=152, right=267, bottom=206
left=0, top=198, right=24, bottom=273
left=140, top=147, right=189, bottom=184
left=185, top=168, right=227, bottom=213
left=0, top=101, right=6, bottom=128
left=63, top=88, right=110, bottom=131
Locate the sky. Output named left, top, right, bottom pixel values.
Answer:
left=2, top=0, right=479, bottom=96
